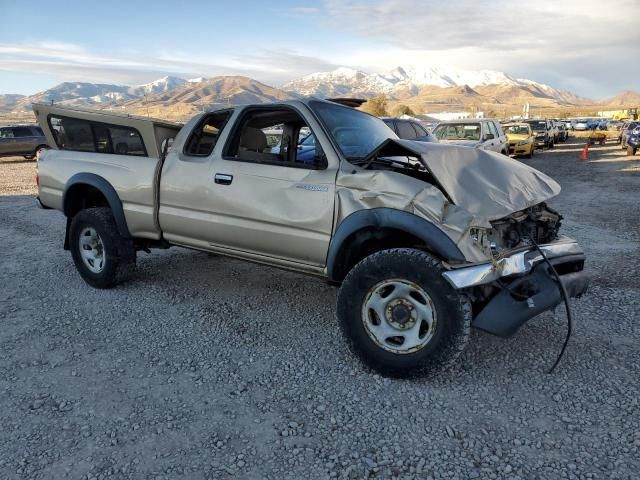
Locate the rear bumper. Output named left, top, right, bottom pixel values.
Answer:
left=443, top=239, right=589, bottom=337
left=35, top=196, right=51, bottom=210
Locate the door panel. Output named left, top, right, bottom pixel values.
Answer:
left=159, top=154, right=336, bottom=267
left=159, top=105, right=339, bottom=269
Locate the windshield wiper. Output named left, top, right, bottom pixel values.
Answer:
left=348, top=150, right=379, bottom=169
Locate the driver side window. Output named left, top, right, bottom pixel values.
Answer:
left=224, top=108, right=326, bottom=169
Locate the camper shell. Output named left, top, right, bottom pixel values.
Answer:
left=32, top=103, right=182, bottom=159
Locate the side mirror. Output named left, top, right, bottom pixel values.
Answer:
left=313, top=149, right=327, bottom=169
left=484, top=133, right=495, bottom=141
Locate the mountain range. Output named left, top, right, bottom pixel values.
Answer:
left=281, top=66, right=584, bottom=104
left=1, top=66, right=638, bottom=121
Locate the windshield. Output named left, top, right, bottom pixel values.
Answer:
left=526, top=121, right=547, bottom=132
left=433, top=123, right=481, bottom=141
left=310, top=101, right=397, bottom=160
left=504, top=125, right=531, bottom=135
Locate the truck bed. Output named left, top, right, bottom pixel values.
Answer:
left=33, top=104, right=183, bottom=240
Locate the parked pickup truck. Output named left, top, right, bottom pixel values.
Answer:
left=33, top=100, right=589, bottom=376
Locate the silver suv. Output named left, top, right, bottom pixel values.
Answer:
left=0, top=125, right=49, bottom=160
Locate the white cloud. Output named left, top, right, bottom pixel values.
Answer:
left=1, top=0, right=638, bottom=100
left=0, top=41, right=337, bottom=88
left=320, top=0, right=640, bottom=97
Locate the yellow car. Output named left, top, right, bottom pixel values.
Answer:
left=503, top=123, right=535, bottom=158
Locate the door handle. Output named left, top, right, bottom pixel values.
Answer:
left=214, top=173, right=233, bottom=185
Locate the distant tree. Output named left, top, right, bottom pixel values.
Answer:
left=361, top=95, right=389, bottom=117
left=392, top=104, right=415, bottom=117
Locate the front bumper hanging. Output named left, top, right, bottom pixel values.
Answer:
left=443, top=239, right=589, bottom=337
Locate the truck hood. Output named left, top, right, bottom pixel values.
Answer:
left=365, top=138, right=561, bottom=221
left=506, top=134, right=530, bottom=142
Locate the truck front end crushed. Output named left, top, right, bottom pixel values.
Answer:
left=441, top=201, right=589, bottom=337
left=443, top=236, right=588, bottom=337
left=338, top=138, right=590, bottom=338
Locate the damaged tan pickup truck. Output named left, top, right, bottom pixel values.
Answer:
left=33, top=99, right=588, bottom=376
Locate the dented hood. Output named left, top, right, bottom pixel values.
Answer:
left=368, top=139, right=561, bottom=220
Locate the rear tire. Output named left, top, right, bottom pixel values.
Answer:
left=69, top=207, right=135, bottom=289
left=35, top=144, right=48, bottom=159
left=337, top=248, right=471, bottom=377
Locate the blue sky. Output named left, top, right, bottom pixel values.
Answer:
left=1, top=0, right=638, bottom=98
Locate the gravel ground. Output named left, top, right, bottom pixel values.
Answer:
left=0, top=140, right=639, bottom=479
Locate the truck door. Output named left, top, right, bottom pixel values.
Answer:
left=159, top=106, right=337, bottom=270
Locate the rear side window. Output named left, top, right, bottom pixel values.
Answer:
left=184, top=110, right=233, bottom=156
left=0, top=127, right=14, bottom=138
left=382, top=119, right=396, bottom=132
left=411, top=122, right=428, bottom=137
left=12, top=127, right=33, bottom=137
left=396, top=121, right=417, bottom=139
left=48, top=115, right=146, bottom=156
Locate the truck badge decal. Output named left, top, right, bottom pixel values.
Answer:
left=296, top=184, right=329, bottom=192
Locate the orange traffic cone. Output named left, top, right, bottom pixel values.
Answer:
left=580, top=143, right=589, bottom=161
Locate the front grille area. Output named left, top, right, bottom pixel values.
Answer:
left=490, top=203, right=563, bottom=250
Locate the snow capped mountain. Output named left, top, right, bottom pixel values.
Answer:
left=128, top=76, right=187, bottom=96
left=25, top=82, right=136, bottom=106
left=283, top=65, right=579, bottom=103
left=7, top=77, right=192, bottom=110
left=1, top=67, right=604, bottom=116
left=283, top=67, right=393, bottom=97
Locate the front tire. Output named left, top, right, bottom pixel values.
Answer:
left=628, top=146, right=637, bottom=156
left=69, top=207, right=135, bottom=289
left=525, top=145, right=534, bottom=159
left=337, top=248, right=471, bottom=377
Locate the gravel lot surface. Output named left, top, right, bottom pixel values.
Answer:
left=1, top=140, right=639, bottom=479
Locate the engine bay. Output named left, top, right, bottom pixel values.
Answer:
left=489, top=203, right=563, bottom=250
